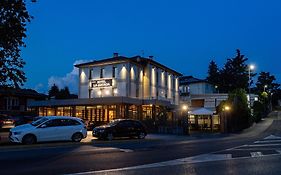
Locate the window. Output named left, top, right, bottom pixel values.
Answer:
left=100, top=68, right=104, bottom=78
left=44, top=119, right=62, bottom=127
left=60, top=119, right=81, bottom=126
left=112, top=66, right=117, bottom=78
left=117, top=121, right=132, bottom=128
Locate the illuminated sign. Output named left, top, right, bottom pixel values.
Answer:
left=91, top=79, right=112, bottom=88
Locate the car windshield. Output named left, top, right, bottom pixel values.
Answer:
left=31, top=117, right=49, bottom=126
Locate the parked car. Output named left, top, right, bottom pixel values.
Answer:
left=0, top=115, right=15, bottom=129
left=93, top=119, right=147, bottom=140
left=9, top=116, right=87, bottom=144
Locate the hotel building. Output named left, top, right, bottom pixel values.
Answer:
left=28, top=54, right=181, bottom=127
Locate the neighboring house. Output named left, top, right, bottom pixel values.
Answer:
left=0, top=87, right=46, bottom=116
left=179, top=76, right=227, bottom=132
left=179, top=76, right=216, bottom=95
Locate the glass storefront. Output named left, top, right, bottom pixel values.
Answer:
left=34, top=104, right=171, bottom=124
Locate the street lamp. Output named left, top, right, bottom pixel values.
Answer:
left=215, top=85, right=219, bottom=93
left=264, top=85, right=268, bottom=92
left=222, top=105, right=231, bottom=133
left=248, top=64, right=255, bottom=106
left=181, top=104, right=189, bottom=135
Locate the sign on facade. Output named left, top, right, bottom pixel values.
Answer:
left=91, top=79, right=112, bottom=88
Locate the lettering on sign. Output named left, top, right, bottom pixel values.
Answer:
left=91, top=79, right=112, bottom=88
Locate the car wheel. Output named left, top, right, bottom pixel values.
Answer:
left=138, top=132, right=146, bottom=139
left=107, top=133, right=113, bottom=141
left=22, top=134, right=37, bottom=144
left=72, top=132, right=83, bottom=142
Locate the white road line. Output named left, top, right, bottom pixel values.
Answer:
left=263, top=135, right=281, bottom=140
left=275, top=150, right=281, bottom=154
left=68, top=154, right=233, bottom=175
left=254, top=140, right=281, bottom=144
left=119, top=149, right=134, bottom=153
left=244, top=143, right=281, bottom=147
left=250, top=152, right=263, bottom=157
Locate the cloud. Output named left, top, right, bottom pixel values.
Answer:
left=48, top=60, right=90, bottom=94
left=34, top=83, right=45, bottom=93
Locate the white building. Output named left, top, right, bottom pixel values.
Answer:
left=28, top=54, right=182, bottom=127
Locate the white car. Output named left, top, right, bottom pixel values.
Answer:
left=9, top=116, right=87, bottom=144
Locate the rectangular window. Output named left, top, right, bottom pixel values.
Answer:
left=112, top=66, right=117, bottom=78
left=89, top=69, right=92, bottom=79
left=100, top=68, right=104, bottom=78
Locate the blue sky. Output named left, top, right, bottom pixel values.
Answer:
left=22, top=0, right=281, bottom=93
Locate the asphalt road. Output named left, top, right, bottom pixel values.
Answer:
left=0, top=112, right=280, bottom=175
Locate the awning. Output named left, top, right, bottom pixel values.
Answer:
left=189, top=108, right=214, bottom=115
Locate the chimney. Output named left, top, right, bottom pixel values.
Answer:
left=148, top=56, right=154, bottom=60
left=113, top=53, right=119, bottom=58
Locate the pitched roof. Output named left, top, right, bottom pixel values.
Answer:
left=0, top=87, right=47, bottom=99
left=74, top=55, right=182, bottom=76
left=179, top=76, right=210, bottom=85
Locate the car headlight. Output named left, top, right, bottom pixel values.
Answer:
left=13, top=131, right=22, bottom=135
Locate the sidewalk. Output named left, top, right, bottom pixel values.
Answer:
left=0, top=113, right=276, bottom=149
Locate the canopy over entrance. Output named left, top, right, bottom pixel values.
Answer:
left=189, top=108, right=214, bottom=115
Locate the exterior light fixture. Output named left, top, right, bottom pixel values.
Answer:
left=97, top=90, right=102, bottom=96
left=182, top=105, right=188, bottom=111
left=113, top=89, right=118, bottom=94
left=224, top=105, right=231, bottom=111
left=105, top=90, right=110, bottom=95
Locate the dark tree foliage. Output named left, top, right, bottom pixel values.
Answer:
left=48, top=85, right=78, bottom=99
left=255, top=71, right=280, bottom=94
left=220, top=49, right=255, bottom=93
left=48, top=84, right=60, bottom=98
left=206, top=60, right=220, bottom=86
left=227, top=89, right=251, bottom=132
left=0, top=0, right=33, bottom=87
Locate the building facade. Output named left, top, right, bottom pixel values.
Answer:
left=28, top=54, right=181, bottom=129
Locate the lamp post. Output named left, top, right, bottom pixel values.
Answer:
left=181, top=104, right=189, bottom=135
left=222, top=105, right=231, bottom=133
left=248, top=64, right=255, bottom=106
left=264, top=85, right=268, bottom=92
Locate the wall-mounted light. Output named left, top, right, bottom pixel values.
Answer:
left=113, top=89, right=118, bottom=94
left=105, top=90, right=110, bottom=95
left=98, top=90, right=102, bottom=96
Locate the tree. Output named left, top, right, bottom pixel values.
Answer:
left=255, top=72, right=280, bottom=94
left=220, top=49, right=255, bottom=92
left=228, top=89, right=251, bottom=131
left=48, top=84, right=59, bottom=98
left=206, top=60, right=220, bottom=87
left=57, top=86, right=71, bottom=99
left=0, top=0, right=33, bottom=87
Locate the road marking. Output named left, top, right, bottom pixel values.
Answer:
left=250, top=152, right=263, bottom=157
left=68, top=154, right=232, bottom=175
left=254, top=140, right=281, bottom=144
left=119, top=149, right=134, bottom=153
left=243, top=143, right=281, bottom=147
left=263, top=135, right=281, bottom=140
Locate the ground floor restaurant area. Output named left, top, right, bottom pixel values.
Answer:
left=28, top=97, right=177, bottom=131
left=33, top=104, right=173, bottom=124
left=28, top=98, right=221, bottom=133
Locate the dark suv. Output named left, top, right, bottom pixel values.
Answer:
left=92, top=119, right=147, bottom=140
